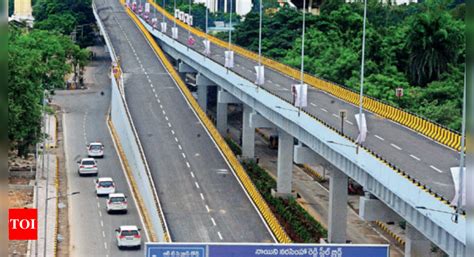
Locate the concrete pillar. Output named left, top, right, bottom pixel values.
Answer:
left=328, top=168, right=348, bottom=243
left=405, top=224, right=432, bottom=257
left=216, top=102, right=227, bottom=134
left=178, top=61, right=196, bottom=73
left=274, top=129, right=294, bottom=197
left=359, top=192, right=402, bottom=222
left=196, top=73, right=214, bottom=113
left=242, top=104, right=255, bottom=159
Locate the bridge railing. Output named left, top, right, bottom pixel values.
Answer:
left=145, top=0, right=461, bottom=152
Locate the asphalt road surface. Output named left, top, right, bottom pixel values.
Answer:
left=146, top=6, right=458, bottom=201
left=94, top=0, right=273, bottom=242
left=54, top=45, right=145, bottom=256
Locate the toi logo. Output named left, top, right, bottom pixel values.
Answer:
left=9, top=209, right=38, bottom=240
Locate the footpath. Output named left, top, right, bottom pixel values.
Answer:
left=29, top=114, right=58, bottom=257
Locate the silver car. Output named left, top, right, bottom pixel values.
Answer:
left=77, top=158, right=98, bottom=176
left=87, top=142, right=104, bottom=158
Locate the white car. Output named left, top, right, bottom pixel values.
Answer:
left=115, top=225, right=141, bottom=249
left=106, top=193, right=128, bottom=213
left=87, top=142, right=104, bottom=158
left=77, top=158, right=98, bottom=176
left=95, top=177, right=115, bottom=196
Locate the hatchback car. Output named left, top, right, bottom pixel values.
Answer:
left=87, top=142, right=104, bottom=158
left=115, top=225, right=141, bottom=249
left=77, top=158, right=98, bottom=176
left=95, top=177, right=115, bottom=196
left=106, top=193, right=128, bottom=213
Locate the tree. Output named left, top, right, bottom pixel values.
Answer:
left=406, top=11, right=464, bottom=86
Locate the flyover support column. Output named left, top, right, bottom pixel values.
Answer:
left=196, top=73, right=214, bottom=113
left=359, top=192, right=402, bottom=222
left=242, top=104, right=255, bottom=159
left=216, top=88, right=239, bottom=135
left=328, top=168, right=348, bottom=243
left=272, top=129, right=295, bottom=198
left=405, top=224, right=431, bottom=257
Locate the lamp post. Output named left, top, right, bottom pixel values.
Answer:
left=356, top=0, right=367, bottom=154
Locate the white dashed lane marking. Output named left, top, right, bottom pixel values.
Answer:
left=345, top=120, right=353, bottom=125
left=374, top=135, right=385, bottom=141
left=390, top=143, right=402, bottom=151
left=321, top=108, right=328, bottom=113
left=332, top=113, right=339, bottom=118
left=178, top=144, right=182, bottom=150
left=205, top=205, right=210, bottom=213
left=195, top=182, right=200, bottom=189
left=181, top=152, right=186, bottom=159
left=211, top=217, right=216, bottom=226
left=410, top=154, right=421, bottom=161
left=186, top=161, right=191, bottom=168
left=200, top=193, right=204, bottom=200
left=310, top=102, right=317, bottom=107
left=430, top=165, right=444, bottom=173
left=217, top=232, right=223, bottom=240
left=190, top=172, right=195, bottom=178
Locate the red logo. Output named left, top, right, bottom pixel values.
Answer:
left=9, top=209, right=38, bottom=240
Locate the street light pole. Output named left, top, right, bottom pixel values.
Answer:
left=298, top=0, right=306, bottom=117
left=356, top=0, right=367, bottom=154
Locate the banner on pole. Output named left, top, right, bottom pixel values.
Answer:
left=131, top=1, right=137, bottom=11
left=184, top=13, right=189, bottom=24
left=172, top=27, right=178, bottom=39
left=225, top=51, right=234, bottom=68
left=292, top=84, right=307, bottom=107
left=174, top=9, right=179, bottom=18
left=161, top=22, right=167, bottom=33
left=152, top=18, right=158, bottom=28
left=355, top=113, right=367, bottom=143
left=255, top=65, right=265, bottom=85
left=203, top=40, right=211, bottom=55
left=187, top=35, right=196, bottom=46
left=179, top=11, right=185, bottom=21
left=188, top=15, right=193, bottom=26
left=145, top=3, right=150, bottom=13
left=450, top=167, right=466, bottom=206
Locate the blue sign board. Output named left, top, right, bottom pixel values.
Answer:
left=146, top=243, right=389, bottom=257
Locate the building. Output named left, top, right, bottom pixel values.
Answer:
left=195, top=0, right=253, bottom=16
left=9, top=0, right=34, bottom=25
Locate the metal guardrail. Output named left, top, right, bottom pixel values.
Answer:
left=92, top=0, right=171, bottom=242
left=124, top=5, right=291, bottom=243
left=146, top=0, right=461, bottom=152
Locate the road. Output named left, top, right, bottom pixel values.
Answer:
left=53, top=45, right=145, bottom=256
left=94, top=0, right=273, bottom=242
left=144, top=6, right=459, bottom=201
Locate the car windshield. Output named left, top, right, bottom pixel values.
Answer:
left=121, top=230, right=138, bottom=236
left=90, top=145, right=102, bottom=150
left=82, top=160, right=95, bottom=165
left=99, top=181, right=113, bottom=187
left=110, top=197, right=125, bottom=203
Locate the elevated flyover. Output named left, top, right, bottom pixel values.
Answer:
left=128, top=1, right=466, bottom=256
left=95, top=0, right=278, bottom=243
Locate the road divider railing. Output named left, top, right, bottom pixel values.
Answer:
left=93, top=0, right=170, bottom=242
left=144, top=0, right=461, bottom=152
left=124, top=5, right=292, bottom=243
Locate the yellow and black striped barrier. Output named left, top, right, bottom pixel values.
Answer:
left=144, top=0, right=461, bottom=152
left=124, top=4, right=291, bottom=243
left=374, top=221, right=405, bottom=247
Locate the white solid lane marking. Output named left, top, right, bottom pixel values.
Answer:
left=190, top=171, right=195, bottom=178
left=374, top=135, right=385, bottom=141
left=390, top=143, right=402, bottom=151
left=200, top=193, right=204, bottom=200
left=195, top=182, right=200, bottom=189
left=345, top=120, right=354, bottom=125
left=182, top=152, right=186, bottom=159
left=310, top=102, right=317, bottom=107
left=430, top=165, right=444, bottom=173
left=211, top=217, right=216, bottom=226
left=178, top=144, right=182, bottom=150
left=205, top=205, right=210, bottom=212
left=186, top=162, right=191, bottom=168
left=321, top=108, right=328, bottom=112
left=217, top=232, right=223, bottom=240
left=410, top=154, right=421, bottom=161
left=332, top=113, right=339, bottom=118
